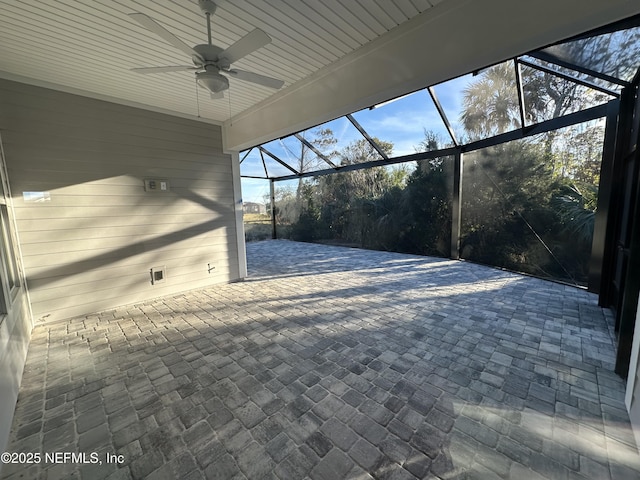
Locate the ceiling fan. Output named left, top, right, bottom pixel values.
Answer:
left=129, top=0, right=284, bottom=98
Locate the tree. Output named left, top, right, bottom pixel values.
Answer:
left=272, top=184, right=297, bottom=225
left=461, top=63, right=523, bottom=139
left=459, top=140, right=563, bottom=275
left=552, top=122, right=605, bottom=184
left=314, top=138, right=395, bottom=244
left=289, top=182, right=322, bottom=241
left=552, top=184, right=597, bottom=245
left=279, top=128, right=337, bottom=225
left=288, top=137, right=398, bottom=245
left=294, top=128, right=338, bottom=191
left=334, top=138, right=395, bottom=198
left=402, top=157, right=453, bottom=256
left=453, top=55, right=610, bottom=284
left=544, top=27, right=640, bottom=83
left=391, top=130, right=455, bottom=256
left=414, top=130, right=454, bottom=157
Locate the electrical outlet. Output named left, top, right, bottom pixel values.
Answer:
left=144, top=178, right=170, bottom=192
left=150, top=266, right=167, bottom=285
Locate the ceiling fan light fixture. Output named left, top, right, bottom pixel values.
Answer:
left=196, top=70, right=229, bottom=93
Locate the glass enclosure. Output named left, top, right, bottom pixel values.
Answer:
left=241, top=15, right=639, bottom=287
left=460, top=120, right=604, bottom=286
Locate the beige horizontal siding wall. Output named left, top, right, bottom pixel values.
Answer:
left=0, top=78, right=240, bottom=322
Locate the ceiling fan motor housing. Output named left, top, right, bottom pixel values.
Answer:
left=192, top=44, right=226, bottom=67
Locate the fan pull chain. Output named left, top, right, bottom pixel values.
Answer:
left=195, top=77, right=201, bottom=118
left=227, top=86, right=232, bottom=125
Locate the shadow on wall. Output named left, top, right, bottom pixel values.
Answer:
left=25, top=192, right=234, bottom=290
left=0, top=78, right=241, bottom=321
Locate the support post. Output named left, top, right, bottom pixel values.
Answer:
left=270, top=179, right=277, bottom=239
left=451, top=150, right=463, bottom=260
left=616, top=151, right=640, bottom=377
left=592, top=99, right=620, bottom=295
left=615, top=78, right=640, bottom=377
left=230, top=151, right=247, bottom=278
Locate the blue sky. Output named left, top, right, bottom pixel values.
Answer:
left=239, top=79, right=468, bottom=204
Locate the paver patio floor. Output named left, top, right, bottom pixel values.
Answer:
left=2, top=240, right=640, bottom=479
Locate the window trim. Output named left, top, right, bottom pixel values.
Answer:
left=0, top=131, right=23, bottom=319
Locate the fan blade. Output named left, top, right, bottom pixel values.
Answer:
left=129, top=13, right=199, bottom=59
left=131, top=66, right=197, bottom=74
left=210, top=92, right=225, bottom=100
left=226, top=69, right=284, bottom=89
left=219, top=28, right=271, bottom=64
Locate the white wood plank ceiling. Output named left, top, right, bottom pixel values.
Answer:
left=0, top=0, right=443, bottom=124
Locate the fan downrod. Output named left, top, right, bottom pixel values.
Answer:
left=199, top=0, right=217, bottom=45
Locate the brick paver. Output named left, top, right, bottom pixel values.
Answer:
left=2, top=240, right=639, bottom=479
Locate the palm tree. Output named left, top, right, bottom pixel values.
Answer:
left=460, top=63, right=522, bottom=139
left=552, top=184, right=597, bottom=245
